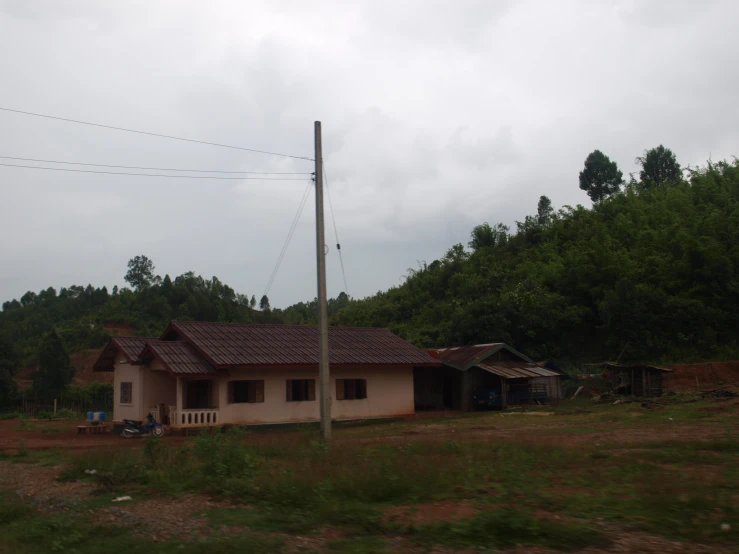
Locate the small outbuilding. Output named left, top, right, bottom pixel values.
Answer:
left=414, top=343, right=562, bottom=411
left=589, top=362, right=672, bottom=397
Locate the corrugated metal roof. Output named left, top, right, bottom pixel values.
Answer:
left=93, top=336, right=160, bottom=372
left=114, top=337, right=159, bottom=362
left=432, top=344, right=505, bottom=369
left=141, top=341, right=218, bottom=375
left=167, top=321, right=438, bottom=367
left=478, top=361, right=560, bottom=379
left=588, top=362, right=673, bottom=373
left=431, top=343, right=535, bottom=371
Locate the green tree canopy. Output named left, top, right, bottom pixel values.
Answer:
left=125, top=255, right=156, bottom=291
left=537, top=195, right=553, bottom=225
left=32, top=330, right=75, bottom=401
left=579, top=150, right=624, bottom=203
left=0, top=332, right=19, bottom=406
left=260, top=295, right=271, bottom=311
left=637, top=145, right=682, bottom=187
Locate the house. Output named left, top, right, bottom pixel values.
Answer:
left=415, top=343, right=562, bottom=411
left=93, top=321, right=439, bottom=428
left=587, top=362, right=672, bottom=397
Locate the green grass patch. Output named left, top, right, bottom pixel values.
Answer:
left=411, top=509, right=609, bottom=551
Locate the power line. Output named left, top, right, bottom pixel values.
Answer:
left=264, top=179, right=314, bottom=298
left=0, top=155, right=313, bottom=175
left=0, top=162, right=308, bottom=180
left=0, top=107, right=314, bottom=161
left=324, top=163, right=349, bottom=295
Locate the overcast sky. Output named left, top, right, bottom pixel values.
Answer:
left=1, top=0, right=738, bottom=308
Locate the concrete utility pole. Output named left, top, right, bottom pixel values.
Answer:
left=314, top=121, right=331, bottom=440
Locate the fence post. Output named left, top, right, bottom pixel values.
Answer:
left=53, top=399, right=57, bottom=416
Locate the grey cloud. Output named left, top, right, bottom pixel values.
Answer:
left=1, top=0, right=738, bottom=307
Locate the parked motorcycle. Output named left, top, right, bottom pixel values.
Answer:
left=121, top=413, right=164, bottom=438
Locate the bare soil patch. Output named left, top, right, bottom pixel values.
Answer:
left=385, top=499, right=476, bottom=526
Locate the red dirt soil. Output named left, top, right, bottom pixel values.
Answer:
left=667, top=361, right=739, bottom=390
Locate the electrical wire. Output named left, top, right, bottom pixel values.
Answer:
left=0, top=107, right=313, bottom=161
left=0, top=155, right=313, bottom=175
left=0, top=162, right=309, bottom=180
left=324, top=163, right=349, bottom=295
left=263, top=179, right=314, bottom=298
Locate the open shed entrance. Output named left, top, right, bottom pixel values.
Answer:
left=414, top=367, right=462, bottom=411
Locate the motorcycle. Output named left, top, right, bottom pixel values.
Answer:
left=121, top=413, right=165, bottom=439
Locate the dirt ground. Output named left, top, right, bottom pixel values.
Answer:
left=668, top=360, right=739, bottom=389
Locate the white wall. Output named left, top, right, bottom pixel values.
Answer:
left=216, top=366, right=415, bottom=425
left=113, top=355, right=144, bottom=422
left=142, top=359, right=177, bottom=420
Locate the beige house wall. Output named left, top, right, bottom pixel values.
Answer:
left=113, top=355, right=144, bottom=422
left=113, top=362, right=415, bottom=425
left=216, top=365, right=415, bottom=425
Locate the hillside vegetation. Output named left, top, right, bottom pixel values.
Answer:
left=1, top=149, right=738, bottom=403
left=324, top=156, right=739, bottom=364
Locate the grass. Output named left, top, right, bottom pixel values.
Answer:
left=0, top=492, right=282, bottom=554
left=2, top=395, right=739, bottom=551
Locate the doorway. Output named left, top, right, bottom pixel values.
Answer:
left=185, top=380, right=214, bottom=409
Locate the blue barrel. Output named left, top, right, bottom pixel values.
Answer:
left=97, top=412, right=106, bottom=422
left=87, top=411, right=94, bottom=421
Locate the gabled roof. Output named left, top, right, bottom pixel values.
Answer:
left=588, top=362, right=673, bottom=373
left=140, top=341, right=219, bottom=375
left=430, top=343, right=534, bottom=371
left=93, top=336, right=160, bottom=372
left=164, top=321, right=439, bottom=367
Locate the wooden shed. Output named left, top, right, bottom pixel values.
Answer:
left=591, top=362, right=672, bottom=398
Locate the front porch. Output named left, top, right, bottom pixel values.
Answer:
left=149, top=377, right=221, bottom=429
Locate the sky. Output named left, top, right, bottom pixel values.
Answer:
left=1, top=0, right=738, bottom=308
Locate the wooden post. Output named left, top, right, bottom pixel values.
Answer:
left=315, top=121, right=331, bottom=441
left=175, top=377, right=183, bottom=427
left=53, top=398, right=57, bottom=416
left=642, top=369, right=647, bottom=398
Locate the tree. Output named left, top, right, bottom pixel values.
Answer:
left=469, top=223, right=495, bottom=250
left=32, top=330, right=74, bottom=401
left=636, top=145, right=682, bottom=187
left=579, top=150, right=624, bottom=203
left=124, top=255, right=156, bottom=291
left=112, top=285, right=118, bottom=296
left=250, top=295, right=257, bottom=309
left=469, top=223, right=508, bottom=251
left=0, top=332, right=19, bottom=407
left=259, top=295, right=270, bottom=311
left=537, top=195, right=554, bottom=226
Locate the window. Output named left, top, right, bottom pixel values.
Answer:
left=286, top=379, right=315, bottom=402
left=229, top=380, right=265, bottom=403
left=120, top=382, right=133, bottom=405
left=336, top=379, right=367, bottom=400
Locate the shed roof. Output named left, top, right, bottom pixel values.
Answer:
left=588, top=362, right=673, bottom=373
left=164, top=321, right=439, bottom=368
left=478, top=361, right=560, bottom=379
left=430, top=343, right=534, bottom=371
left=140, top=341, right=219, bottom=375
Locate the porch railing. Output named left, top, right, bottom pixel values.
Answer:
left=169, top=406, right=219, bottom=427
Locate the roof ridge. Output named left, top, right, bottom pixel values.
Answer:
left=171, top=320, right=393, bottom=331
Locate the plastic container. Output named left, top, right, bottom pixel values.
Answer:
left=98, top=412, right=106, bottom=422
left=87, top=411, right=94, bottom=421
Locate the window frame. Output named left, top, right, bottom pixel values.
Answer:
left=119, top=381, right=133, bottom=405
left=229, top=380, right=265, bottom=404
left=285, top=379, right=316, bottom=402
left=336, top=378, right=367, bottom=401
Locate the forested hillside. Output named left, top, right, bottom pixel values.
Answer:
left=2, top=147, right=738, bottom=406
left=325, top=153, right=739, bottom=364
